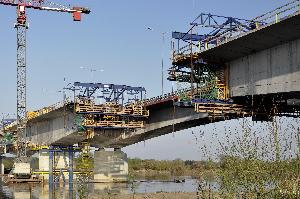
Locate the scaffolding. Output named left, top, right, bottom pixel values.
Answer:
left=76, top=101, right=149, bottom=117
left=168, top=62, right=228, bottom=102
left=69, top=82, right=149, bottom=131
left=47, top=145, right=82, bottom=199
left=170, top=13, right=259, bottom=94
left=194, top=100, right=249, bottom=119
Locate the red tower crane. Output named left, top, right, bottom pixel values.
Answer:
left=0, top=0, right=90, bottom=157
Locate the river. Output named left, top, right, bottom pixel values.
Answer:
left=0, top=177, right=201, bottom=199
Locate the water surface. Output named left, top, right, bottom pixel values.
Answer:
left=0, top=177, right=200, bottom=199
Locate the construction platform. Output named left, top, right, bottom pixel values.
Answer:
left=194, top=101, right=249, bottom=119
left=4, top=176, right=41, bottom=184
left=76, top=101, right=149, bottom=117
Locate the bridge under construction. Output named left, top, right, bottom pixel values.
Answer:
left=0, top=1, right=300, bottom=197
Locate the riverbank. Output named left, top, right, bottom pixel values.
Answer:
left=90, top=192, right=200, bottom=199
left=128, top=158, right=218, bottom=179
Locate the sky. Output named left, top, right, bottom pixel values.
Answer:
left=0, top=0, right=295, bottom=160
left=124, top=117, right=300, bottom=161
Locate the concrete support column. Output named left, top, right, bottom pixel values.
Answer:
left=39, top=149, right=70, bottom=180
left=93, top=149, right=128, bottom=183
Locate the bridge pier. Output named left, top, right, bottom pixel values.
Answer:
left=39, top=149, right=72, bottom=181
left=93, top=149, right=128, bottom=183
left=39, top=146, right=75, bottom=199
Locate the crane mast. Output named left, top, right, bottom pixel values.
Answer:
left=16, top=1, right=27, bottom=157
left=0, top=0, right=90, bottom=157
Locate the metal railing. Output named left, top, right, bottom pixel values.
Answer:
left=253, top=0, right=300, bottom=23
left=142, top=81, right=227, bottom=105
left=4, top=98, right=73, bottom=131
left=142, top=87, right=191, bottom=105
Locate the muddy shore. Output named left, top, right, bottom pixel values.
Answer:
left=90, top=192, right=199, bottom=199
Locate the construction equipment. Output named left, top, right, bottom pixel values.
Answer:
left=69, top=82, right=149, bottom=133
left=168, top=3, right=300, bottom=115
left=193, top=99, right=249, bottom=120
left=0, top=0, right=90, bottom=157
left=168, top=13, right=260, bottom=105
left=172, top=13, right=261, bottom=53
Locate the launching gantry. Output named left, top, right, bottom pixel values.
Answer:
left=71, top=82, right=149, bottom=137
left=168, top=13, right=260, bottom=118
left=169, top=13, right=263, bottom=101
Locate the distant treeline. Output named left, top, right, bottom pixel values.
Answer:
left=128, top=156, right=300, bottom=176
left=128, top=158, right=219, bottom=177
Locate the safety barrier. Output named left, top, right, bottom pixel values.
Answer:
left=26, top=98, right=71, bottom=121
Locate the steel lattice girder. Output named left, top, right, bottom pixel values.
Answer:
left=172, top=13, right=260, bottom=43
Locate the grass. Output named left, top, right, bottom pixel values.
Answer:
left=128, top=158, right=218, bottom=179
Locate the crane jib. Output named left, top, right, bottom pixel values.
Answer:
left=0, top=1, right=91, bottom=15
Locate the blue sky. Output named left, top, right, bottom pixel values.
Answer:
left=0, top=0, right=294, bottom=160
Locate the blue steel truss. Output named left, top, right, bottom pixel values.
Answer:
left=48, top=145, right=80, bottom=199
left=172, top=13, right=263, bottom=51
left=73, top=82, right=146, bottom=105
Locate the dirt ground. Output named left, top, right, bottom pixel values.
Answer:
left=90, top=192, right=198, bottom=199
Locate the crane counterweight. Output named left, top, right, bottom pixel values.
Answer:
left=73, top=10, right=81, bottom=21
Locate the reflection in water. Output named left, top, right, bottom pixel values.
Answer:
left=0, top=177, right=199, bottom=199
